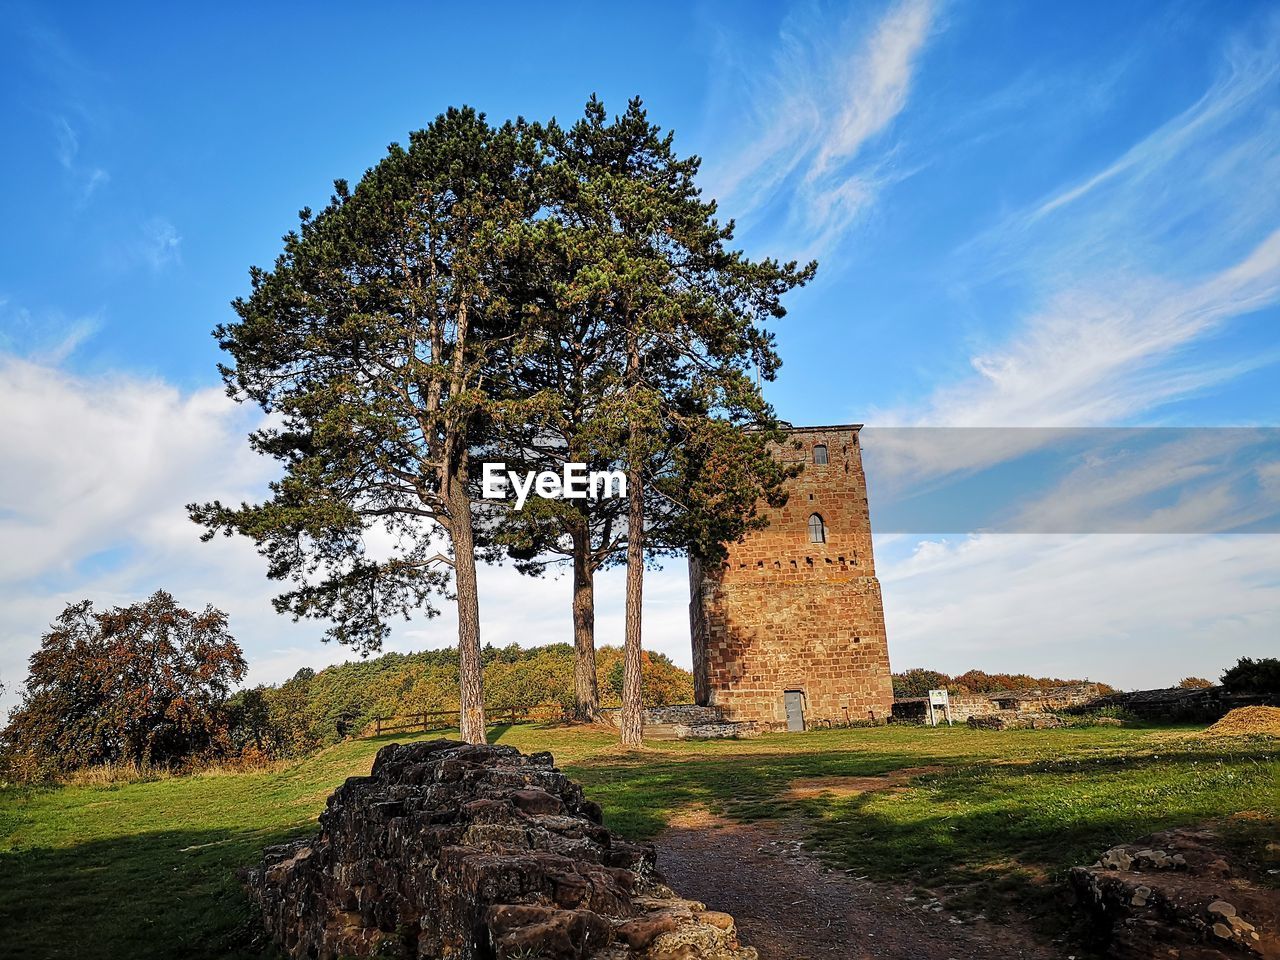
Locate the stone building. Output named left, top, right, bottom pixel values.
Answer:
left=688, top=424, right=894, bottom=731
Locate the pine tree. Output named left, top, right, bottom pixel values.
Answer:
left=189, top=109, right=541, bottom=744
left=486, top=98, right=814, bottom=745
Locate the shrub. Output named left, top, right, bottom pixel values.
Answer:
left=892, top=669, right=952, bottom=698
left=1178, top=676, right=1213, bottom=689
left=0, top=592, right=246, bottom=779
left=1220, top=657, right=1280, bottom=695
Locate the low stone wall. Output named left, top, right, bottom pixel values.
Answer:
left=247, top=740, right=757, bottom=959
left=892, top=683, right=1103, bottom=725
left=1079, top=686, right=1279, bottom=724
left=599, top=705, right=759, bottom=740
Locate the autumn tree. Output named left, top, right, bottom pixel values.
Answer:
left=191, top=109, right=542, bottom=744
left=1177, top=676, right=1213, bottom=689
left=1, top=591, right=246, bottom=775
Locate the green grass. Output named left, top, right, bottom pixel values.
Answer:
left=1, top=723, right=1275, bottom=958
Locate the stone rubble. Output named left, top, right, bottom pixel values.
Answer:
left=244, top=739, right=757, bottom=960
left=1070, top=826, right=1279, bottom=959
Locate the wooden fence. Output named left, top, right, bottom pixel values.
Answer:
left=369, top=702, right=568, bottom=737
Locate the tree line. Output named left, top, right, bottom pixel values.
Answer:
left=228, top=643, right=693, bottom=760
left=892, top=661, right=1280, bottom=699
left=892, top=668, right=1117, bottom=699
left=188, top=97, right=813, bottom=746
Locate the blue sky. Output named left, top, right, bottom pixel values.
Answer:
left=2, top=0, right=1278, bottom=706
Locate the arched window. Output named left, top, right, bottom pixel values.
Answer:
left=813, top=443, right=828, bottom=465
left=808, top=513, right=826, bottom=543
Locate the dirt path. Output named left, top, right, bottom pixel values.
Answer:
left=655, top=777, right=1065, bottom=960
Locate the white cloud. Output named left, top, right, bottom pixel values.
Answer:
left=53, top=116, right=77, bottom=169
left=879, top=21, right=1280, bottom=436
left=1005, top=430, right=1280, bottom=534
left=0, top=357, right=696, bottom=718
left=867, top=19, right=1280, bottom=690
left=879, top=532, right=1280, bottom=688
left=1029, top=30, right=1280, bottom=226
left=808, top=0, right=934, bottom=180
left=897, top=228, right=1280, bottom=430
left=0, top=299, right=101, bottom=363
left=0, top=357, right=256, bottom=584
left=702, top=0, right=937, bottom=260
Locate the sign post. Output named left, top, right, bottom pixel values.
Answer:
left=927, top=689, right=952, bottom=727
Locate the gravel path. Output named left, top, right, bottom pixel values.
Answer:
left=655, top=806, right=1066, bottom=960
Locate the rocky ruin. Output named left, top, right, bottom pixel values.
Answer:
left=600, top=705, right=759, bottom=740
left=1070, top=826, right=1279, bottom=959
left=245, top=739, right=757, bottom=960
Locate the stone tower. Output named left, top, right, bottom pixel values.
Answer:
left=688, top=424, right=893, bottom=731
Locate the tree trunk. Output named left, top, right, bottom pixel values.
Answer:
left=620, top=331, right=645, bottom=748
left=570, top=517, right=600, bottom=722
left=447, top=456, right=487, bottom=745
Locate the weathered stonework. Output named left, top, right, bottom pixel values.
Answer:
left=600, top=705, right=759, bottom=740
left=1070, top=826, right=1279, bottom=959
left=1083, top=686, right=1280, bottom=724
left=892, top=683, right=1104, bottom=724
left=688, top=424, right=893, bottom=731
left=246, top=739, right=757, bottom=960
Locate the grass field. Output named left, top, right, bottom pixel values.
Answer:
left=1, top=723, right=1275, bottom=959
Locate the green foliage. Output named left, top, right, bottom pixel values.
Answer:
left=1220, top=656, right=1280, bottom=695
left=189, top=106, right=542, bottom=655
left=891, top=668, right=952, bottom=698
left=222, top=643, right=694, bottom=756
left=1, top=592, right=246, bottom=779
left=485, top=97, right=813, bottom=567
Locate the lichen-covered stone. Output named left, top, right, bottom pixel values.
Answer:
left=244, top=740, right=756, bottom=960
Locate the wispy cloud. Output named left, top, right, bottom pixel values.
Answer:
left=886, top=19, right=1280, bottom=432
left=52, top=115, right=110, bottom=204
left=107, top=216, right=183, bottom=274
left=0, top=298, right=101, bottom=364
left=137, top=217, right=183, bottom=271
left=1028, top=31, right=1280, bottom=226
left=1004, top=430, right=1280, bottom=534
left=702, top=0, right=938, bottom=260
left=898, top=228, right=1280, bottom=429
left=868, top=16, right=1280, bottom=687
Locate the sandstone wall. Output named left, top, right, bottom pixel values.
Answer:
left=247, top=740, right=756, bottom=960
left=892, top=683, right=1104, bottom=724
left=690, top=425, right=894, bottom=730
